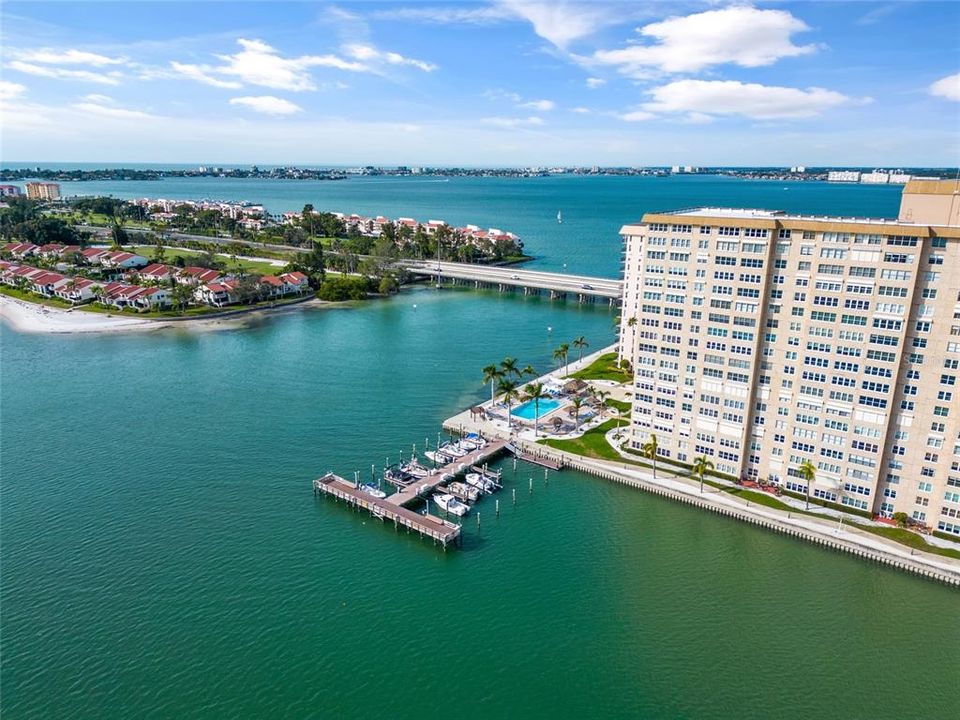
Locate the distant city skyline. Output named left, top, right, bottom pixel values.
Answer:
left=1, top=1, right=958, bottom=165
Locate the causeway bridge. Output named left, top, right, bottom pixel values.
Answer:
left=401, top=260, right=622, bottom=304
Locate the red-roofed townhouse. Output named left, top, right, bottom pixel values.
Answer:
left=195, top=279, right=239, bottom=307
left=177, top=266, right=221, bottom=285
left=133, top=286, right=171, bottom=311
left=29, top=271, right=71, bottom=297
left=278, top=271, right=310, bottom=295
left=101, top=251, right=148, bottom=270
left=55, top=277, right=98, bottom=304
left=139, top=263, right=172, bottom=282
left=80, top=247, right=110, bottom=265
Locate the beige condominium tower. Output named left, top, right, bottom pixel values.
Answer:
left=618, top=179, right=960, bottom=535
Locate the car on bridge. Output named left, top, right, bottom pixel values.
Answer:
left=581, top=283, right=593, bottom=290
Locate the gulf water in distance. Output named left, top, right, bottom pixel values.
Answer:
left=2, top=173, right=957, bottom=718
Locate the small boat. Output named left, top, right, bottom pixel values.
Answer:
left=465, top=472, right=498, bottom=494
left=458, top=437, right=486, bottom=451
left=433, top=493, right=469, bottom=516
left=557, top=210, right=563, bottom=224
left=360, top=483, right=387, bottom=499
left=425, top=450, right=455, bottom=464
left=448, top=481, right=481, bottom=502
left=400, top=460, right=430, bottom=478
left=439, top=443, right=468, bottom=458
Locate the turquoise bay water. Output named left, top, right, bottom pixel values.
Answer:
left=2, top=177, right=957, bottom=718
left=512, top=397, right=561, bottom=420
left=10, top=173, right=905, bottom=277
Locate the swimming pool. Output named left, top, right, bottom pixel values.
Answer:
left=511, top=398, right=562, bottom=420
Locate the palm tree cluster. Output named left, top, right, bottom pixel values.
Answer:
left=482, top=357, right=536, bottom=428
left=551, top=335, right=590, bottom=375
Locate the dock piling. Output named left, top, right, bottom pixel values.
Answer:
left=496, top=499, right=500, bottom=516
left=512, top=488, right=517, bottom=505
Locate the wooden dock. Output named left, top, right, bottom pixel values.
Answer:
left=313, top=472, right=461, bottom=548
left=507, top=443, right=564, bottom=470
left=385, top=439, right=509, bottom=507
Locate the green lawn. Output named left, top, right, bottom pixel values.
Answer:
left=539, top=419, right=624, bottom=461
left=567, top=352, right=632, bottom=383
left=605, top=398, right=631, bottom=414
left=857, top=525, right=960, bottom=560
left=1, top=285, right=75, bottom=309
left=129, top=246, right=286, bottom=276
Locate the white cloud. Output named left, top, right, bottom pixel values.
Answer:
left=5, top=61, right=123, bottom=85
left=592, top=7, right=818, bottom=76
left=174, top=38, right=434, bottom=92
left=619, top=110, right=655, bottom=122
left=0, top=80, right=27, bottom=100
left=642, top=80, right=850, bottom=120
left=229, top=95, right=303, bottom=115
left=371, top=6, right=512, bottom=24
left=498, top=1, right=620, bottom=48
left=15, top=48, right=125, bottom=66
left=343, top=44, right=437, bottom=72
left=929, top=73, right=960, bottom=102
left=216, top=39, right=368, bottom=90
left=585, top=77, right=605, bottom=89
left=72, top=101, right=159, bottom=120
left=519, top=98, right=555, bottom=111
left=81, top=93, right=114, bottom=103
left=481, top=115, right=545, bottom=127
left=171, top=61, right=242, bottom=89
left=571, top=106, right=591, bottom=114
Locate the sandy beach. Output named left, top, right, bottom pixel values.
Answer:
left=0, top=295, right=322, bottom=335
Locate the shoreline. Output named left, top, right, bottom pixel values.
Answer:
left=0, top=294, right=324, bottom=335
left=442, top=345, right=960, bottom=586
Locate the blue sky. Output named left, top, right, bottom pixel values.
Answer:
left=1, top=1, right=958, bottom=165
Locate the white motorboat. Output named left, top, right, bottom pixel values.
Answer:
left=440, top=443, right=468, bottom=458
left=458, top=437, right=486, bottom=451
left=448, top=481, right=481, bottom=502
left=360, top=483, right=387, bottom=499
left=465, top=472, right=498, bottom=494
left=425, top=450, right=454, bottom=464
left=401, top=461, right=430, bottom=478
left=433, top=493, right=469, bottom=516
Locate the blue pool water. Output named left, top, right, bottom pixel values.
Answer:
left=511, top=398, right=562, bottom=420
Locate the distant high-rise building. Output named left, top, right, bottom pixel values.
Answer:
left=25, top=182, right=61, bottom=201
left=861, top=171, right=890, bottom=184
left=827, top=170, right=861, bottom=183
left=617, top=179, right=960, bottom=533
left=0, top=185, right=22, bottom=198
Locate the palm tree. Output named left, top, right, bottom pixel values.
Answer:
left=552, top=346, right=565, bottom=371
left=501, top=356, right=520, bottom=379
left=641, top=434, right=659, bottom=479
left=521, top=364, right=536, bottom=378
left=798, top=459, right=817, bottom=510
left=615, top=407, right=628, bottom=439
left=498, top=378, right=520, bottom=428
left=482, top=364, right=504, bottom=405
left=627, top=316, right=638, bottom=328
left=570, top=396, right=584, bottom=426
left=523, top=382, right=547, bottom=437
left=693, top=455, right=714, bottom=494
left=593, top=389, right=610, bottom=418
left=573, top=335, right=589, bottom=364
left=559, top=342, right=571, bottom=373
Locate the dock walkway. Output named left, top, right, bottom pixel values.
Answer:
left=385, top=439, right=509, bottom=506
left=313, top=472, right=461, bottom=547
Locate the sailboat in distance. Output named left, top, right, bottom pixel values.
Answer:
left=557, top=210, right=563, bottom=224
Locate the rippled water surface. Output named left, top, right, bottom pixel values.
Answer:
left=2, top=176, right=957, bottom=718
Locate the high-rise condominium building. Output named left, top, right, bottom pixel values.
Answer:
left=25, top=182, right=61, bottom=201
left=618, top=179, right=960, bottom=534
